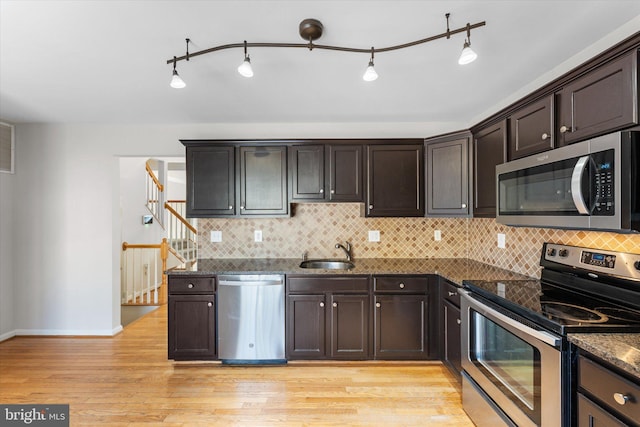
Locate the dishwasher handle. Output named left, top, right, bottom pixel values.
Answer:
left=219, top=280, right=283, bottom=287
left=218, top=274, right=284, bottom=287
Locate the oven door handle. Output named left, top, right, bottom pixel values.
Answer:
left=461, top=291, right=562, bottom=348
left=570, top=155, right=590, bottom=215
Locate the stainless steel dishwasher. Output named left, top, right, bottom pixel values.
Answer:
left=217, top=274, right=286, bottom=364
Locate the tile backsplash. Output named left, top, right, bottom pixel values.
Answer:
left=197, top=203, right=640, bottom=278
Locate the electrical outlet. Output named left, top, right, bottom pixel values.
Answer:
left=210, top=230, right=222, bottom=242
left=368, top=230, right=380, bottom=242
left=254, top=230, right=263, bottom=242
left=434, top=230, right=442, bottom=241
left=497, top=233, right=506, bottom=249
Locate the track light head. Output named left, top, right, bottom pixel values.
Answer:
left=363, top=48, right=378, bottom=82
left=170, top=57, right=186, bottom=88
left=238, top=56, right=254, bottom=78
left=458, top=40, right=478, bottom=65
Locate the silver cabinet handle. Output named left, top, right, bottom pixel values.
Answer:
left=319, top=189, right=324, bottom=194
left=461, top=203, right=467, bottom=208
left=542, top=133, right=550, bottom=140
left=319, top=302, right=325, bottom=307
left=456, top=319, right=461, bottom=325
left=229, top=205, right=233, bottom=209
left=207, top=302, right=212, bottom=307
left=613, top=393, right=630, bottom=405
left=376, top=302, right=381, bottom=308
left=330, top=189, right=335, bottom=194
left=332, top=302, right=338, bottom=308
left=240, top=206, right=245, bottom=210
left=448, top=291, right=457, bottom=297
left=559, top=125, right=571, bottom=133
left=399, top=283, right=405, bottom=289
left=369, top=205, right=374, bottom=210
left=187, top=283, right=194, bottom=289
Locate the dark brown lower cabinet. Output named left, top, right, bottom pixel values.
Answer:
left=374, top=294, right=430, bottom=359
left=168, top=294, right=216, bottom=360
left=286, top=276, right=370, bottom=360
left=442, top=299, right=461, bottom=376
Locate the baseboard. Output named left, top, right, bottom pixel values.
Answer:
left=12, top=326, right=124, bottom=337
left=0, top=330, right=17, bottom=342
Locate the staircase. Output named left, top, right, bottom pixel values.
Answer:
left=121, top=161, right=196, bottom=306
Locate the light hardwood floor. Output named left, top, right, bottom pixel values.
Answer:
left=0, top=305, right=474, bottom=426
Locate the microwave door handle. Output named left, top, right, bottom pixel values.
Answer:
left=571, top=156, right=590, bottom=214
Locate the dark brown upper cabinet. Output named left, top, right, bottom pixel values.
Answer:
left=557, top=50, right=638, bottom=146
left=425, top=132, right=472, bottom=217
left=508, top=95, right=554, bottom=160
left=327, top=144, right=364, bottom=202
left=366, top=144, right=424, bottom=217
left=238, top=146, right=288, bottom=216
left=289, top=144, right=325, bottom=201
left=186, top=145, right=236, bottom=217
left=473, top=120, right=507, bottom=218
left=289, top=143, right=363, bottom=203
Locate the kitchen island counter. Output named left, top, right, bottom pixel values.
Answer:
left=170, top=257, right=534, bottom=286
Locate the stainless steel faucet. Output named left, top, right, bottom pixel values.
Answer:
left=335, top=241, right=352, bottom=261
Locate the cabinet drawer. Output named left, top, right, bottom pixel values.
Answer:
left=374, top=276, right=429, bottom=293
left=441, top=279, right=461, bottom=307
left=579, top=355, right=640, bottom=424
left=168, top=276, right=216, bottom=294
left=288, top=276, right=369, bottom=294
left=578, top=393, right=628, bottom=427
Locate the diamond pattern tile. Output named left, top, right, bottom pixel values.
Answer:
left=197, top=203, right=640, bottom=279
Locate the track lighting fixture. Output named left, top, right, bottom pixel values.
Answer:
left=237, top=40, right=254, bottom=78
left=458, top=24, right=478, bottom=65
left=167, top=14, right=484, bottom=87
left=170, top=56, right=186, bottom=89
left=363, top=47, right=378, bottom=82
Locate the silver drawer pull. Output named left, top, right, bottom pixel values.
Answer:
left=319, top=302, right=325, bottom=307
left=456, top=319, right=461, bottom=325
left=207, top=302, right=212, bottom=307
left=188, top=283, right=194, bottom=289
left=613, top=393, right=630, bottom=405
left=448, top=291, right=457, bottom=297
left=399, top=283, right=405, bottom=289
left=376, top=302, right=381, bottom=308
left=332, top=302, right=338, bottom=308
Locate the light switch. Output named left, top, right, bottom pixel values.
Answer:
left=254, top=230, right=263, bottom=242
left=434, top=230, right=442, bottom=241
left=210, top=230, right=222, bottom=242
left=368, top=230, right=381, bottom=242
left=497, top=233, right=506, bottom=249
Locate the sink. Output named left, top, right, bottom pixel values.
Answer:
left=299, top=259, right=355, bottom=270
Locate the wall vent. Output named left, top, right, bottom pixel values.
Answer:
left=0, top=122, right=15, bottom=174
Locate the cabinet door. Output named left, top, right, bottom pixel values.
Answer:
left=426, top=133, right=471, bottom=216
left=508, top=95, right=554, bottom=160
left=330, top=294, right=369, bottom=359
left=443, top=299, right=462, bottom=377
left=186, top=146, right=235, bottom=217
left=327, top=145, right=363, bottom=202
left=168, top=295, right=216, bottom=360
left=374, top=294, right=429, bottom=359
left=286, top=294, right=326, bottom=359
left=473, top=120, right=507, bottom=218
left=290, top=145, right=325, bottom=200
left=239, top=146, right=288, bottom=216
left=558, top=51, right=638, bottom=145
left=366, top=144, right=424, bottom=217
left=578, top=394, right=628, bottom=427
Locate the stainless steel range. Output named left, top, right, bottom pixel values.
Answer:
left=461, top=243, right=640, bottom=426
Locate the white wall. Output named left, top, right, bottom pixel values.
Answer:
left=0, top=166, right=15, bottom=339
left=6, top=122, right=441, bottom=336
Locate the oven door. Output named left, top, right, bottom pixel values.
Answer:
left=461, top=291, right=562, bottom=427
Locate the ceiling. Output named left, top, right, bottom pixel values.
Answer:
left=1, top=1, right=639, bottom=127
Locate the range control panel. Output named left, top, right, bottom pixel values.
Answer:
left=543, top=243, right=640, bottom=280
left=581, top=251, right=616, bottom=269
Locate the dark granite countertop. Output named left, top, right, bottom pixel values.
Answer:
left=170, top=257, right=534, bottom=286
left=569, top=333, right=640, bottom=380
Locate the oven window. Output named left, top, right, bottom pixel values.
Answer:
left=470, top=310, right=541, bottom=421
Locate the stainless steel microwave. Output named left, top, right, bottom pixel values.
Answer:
left=496, top=131, right=639, bottom=232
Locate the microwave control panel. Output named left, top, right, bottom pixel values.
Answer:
left=591, top=149, right=614, bottom=216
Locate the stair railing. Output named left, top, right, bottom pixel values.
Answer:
left=121, top=238, right=168, bottom=305
left=165, top=200, right=197, bottom=264
left=145, top=160, right=164, bottom=227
